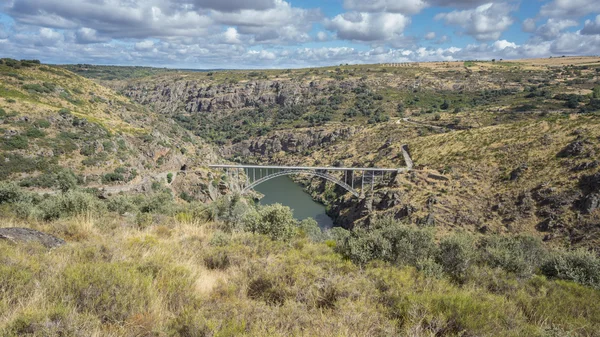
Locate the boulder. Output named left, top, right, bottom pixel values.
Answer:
left=0, top=227, right=65, bottom=248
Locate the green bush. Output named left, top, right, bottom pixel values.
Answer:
left=335, top=217, right=436, bottom=266
left=25, top=127, right=46, bottom=138
left=298, top=218, right=322, bottom=241
left=167, top=172, right=173, bottom=184
left=2, top=135, right=29, bottom=150
left=107, top=195, right=137, bottom=215
left=480, top=235, right=546, bottom=277
left=243, top=203, right=297, bottom=241
left=0, top=182, right=28, bottom=204
left=541, top=249, right=600, bottom=289
left=36, top=191, right=106, bottom=221
left=33, top=119, right=51, bottom=128
left=57, top=262, right=153, bottom=323
left=437, top=233, right=476, bottom=283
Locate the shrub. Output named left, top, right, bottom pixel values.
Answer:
left=298, top=218, right=322, bottom=241
left=107, top=195, right=137, bottom=215
left=25, top=127, right=46, bottom=139
left=243, top=203, right=297, bottom=241
left=480, top=235, right=546, bottom=277
left=167, top=172, right=173, bottom=184
left=37, top=191, right=106, bottom=221
left=437, top=233, right=476, bottom=283
left=2, top=135, right=28, bottom=150
left=0, top=182, right=27, bottom=204
left=57, top=263, right=153, bottom=323
left=33, top=119, right=51, bottom=128
left=541, top=249, right=600, bottom=289
left=335, top=217, right=436, bottom=266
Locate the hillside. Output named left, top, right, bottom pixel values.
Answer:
left=1, top=57, right=600, bottom=337
left=0, top=58, right=220, bottom=202
left=110, top=57, right=600, bottom=249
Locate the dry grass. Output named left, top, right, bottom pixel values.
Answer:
left=1, top=211, right=600, bottom=336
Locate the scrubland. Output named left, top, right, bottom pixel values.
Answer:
left=1, top=183, right=599, bottom=337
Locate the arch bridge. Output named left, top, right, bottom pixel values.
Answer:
left=209, top=164, right=407, bottom=198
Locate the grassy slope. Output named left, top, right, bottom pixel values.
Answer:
left=1, top=212, right=599, bottom=337
left=0, top=60, right=219, bottom=200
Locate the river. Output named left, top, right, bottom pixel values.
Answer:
left=253, top=175, right=334, bottom=229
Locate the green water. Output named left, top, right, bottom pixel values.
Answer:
left=253, top=175, right=334, bottom=229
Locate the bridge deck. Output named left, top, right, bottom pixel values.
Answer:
left=209, top=164, right=402, bottom=172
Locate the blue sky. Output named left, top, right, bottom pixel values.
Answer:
left=0, top=0, right=599, bottom=68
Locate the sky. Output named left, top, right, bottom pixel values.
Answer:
left=0, top=0, right=599, bottom=69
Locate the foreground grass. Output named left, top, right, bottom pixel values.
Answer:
left=1, top=212, right=599, bottom=337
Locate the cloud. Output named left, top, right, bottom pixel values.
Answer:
left=425, top=32, right=436, bottom=40
left=38, top=27, right=63, bottom=46
left=343, top=0, right=427, bottom=15
left=189, top=0, right=276, bottom=12
left=247, top=49, right=276, bottom=60
left=582, top=15, right=600, bottom=35
left=223, top=27, right=241, bottom=44
left=540, top=0, right=600, bottom=18
left=435, top=3, right=515, bottom=41
left=135, top=40, right=155, bottom=51
left=212, top=0, right=321, bottom=43
left=5, top=0, right=213, bottom=39
left=75, top=27, right=110, bottom=44
left=493, top=39, right=517, bottom=50
left=522, top=18, right=536, bottom=33
left=325, top=12, right=410, bottom=41
left=316, top=31, right=329, bottom=41
left=535, top=18, right=578, bottom=41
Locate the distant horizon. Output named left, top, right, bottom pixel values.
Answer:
left=1, top=0, right=600, bottom=68
left=45, top=55, right=599, bottom=71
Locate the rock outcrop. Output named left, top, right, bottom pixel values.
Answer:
left=0, top=227, right=65, bottom=248
left=223, top=127, right=359, bottom=158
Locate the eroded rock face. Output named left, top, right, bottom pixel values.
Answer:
left=120, top=80, right=353, bottom=114
left=223, top=127, right=358, bottom=158
left=0, top=227, right=65, bottom=248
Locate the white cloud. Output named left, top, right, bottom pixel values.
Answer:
left=435, top=3, right=515, bottom=41
left=75, top=27, right=110, bottom=44
left=212, top=0, right=320, bottom=43
left=425, top=32, right=436, bottom=40
left=325, top=12, right=410, bottom=41
left=522, top=18, right=536, bottom=33
left=535, top=18, right=578, bottom=40
left=540, top=0, right=600, bottom=18
left=247, top=49, right=276, bottom=60
left=493, top=39, right=517, bottom=50
left=135, top=40, right=155, bottom=51
left=39, top=27, right=63, bottom=45
left=582, top=15, right=600, bottom=35
left=223, top=27, right=241, bottom=44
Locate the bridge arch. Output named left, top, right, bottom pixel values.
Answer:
left=243, top=169, right=360, bottom=197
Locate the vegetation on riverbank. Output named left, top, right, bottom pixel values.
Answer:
left=1, top=183, right=599, bottom=336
